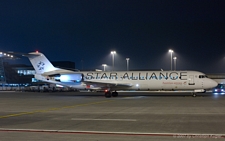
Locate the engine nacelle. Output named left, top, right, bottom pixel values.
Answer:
left=54, top=73, right=83, bottom=83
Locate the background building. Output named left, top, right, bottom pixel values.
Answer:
left=0, top=56, right=76, bottom=87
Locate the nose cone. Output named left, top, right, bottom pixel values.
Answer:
left=209, top=79, right=218, bottom=88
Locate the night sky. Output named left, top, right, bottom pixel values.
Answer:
left=1, top=0, right=225, bottom=73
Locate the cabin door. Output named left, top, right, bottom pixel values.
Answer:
left=188, top=75, right=195, bottom=85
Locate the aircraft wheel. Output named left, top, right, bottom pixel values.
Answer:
left=105, top=91, right=111, bottom=98
left=192, top=93, right=197, bottom=97
left=112, top=92, right=118, bottom=97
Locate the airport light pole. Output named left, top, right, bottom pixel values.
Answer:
left=102, top=64, right=107, bottom=71
left=169, top=49, right=173, bottom=70
left=126, top=58, right=129, bottom=71
left=111, top=51, right=116, bottom=71
left=173, top=57, right=177, bottom=71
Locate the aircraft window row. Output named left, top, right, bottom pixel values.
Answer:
left=199, top=75, right=207, bottom=78
left=122, top=76, right=176, bottom=79
left=86, top=77, right=118, bottom=79
left=85, top=76, right=179, bottom=79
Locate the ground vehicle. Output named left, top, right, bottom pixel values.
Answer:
left=213, top=84, right=225, bottom=95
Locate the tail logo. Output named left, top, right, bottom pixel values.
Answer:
left=37, top=61, right=45, bottom=71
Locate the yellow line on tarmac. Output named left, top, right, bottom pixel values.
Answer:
left=0, top=100, right=113, bottom=119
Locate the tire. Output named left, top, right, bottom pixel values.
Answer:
left=112, top=92, right=118, bottom=97
left=105, top=91, right=111, bottom=98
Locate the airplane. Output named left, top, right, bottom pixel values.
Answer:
left=9, top=51, right=218, bottom=97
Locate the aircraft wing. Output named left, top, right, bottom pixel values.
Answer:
left=83, top=80, right=133, bottom=87
left=41, top=69, right=77, bottom=76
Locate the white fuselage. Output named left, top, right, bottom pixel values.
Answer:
left=36, top=70, right=217, bottom=91
left=22, top=52, right=218, bottom=92
left=81, top=71, right=217, bottom=91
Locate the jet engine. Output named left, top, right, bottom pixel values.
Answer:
left=51, top=73, right=83, bottom=83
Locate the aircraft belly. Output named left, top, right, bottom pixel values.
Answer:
left=161, top=80, right=186, bottom=90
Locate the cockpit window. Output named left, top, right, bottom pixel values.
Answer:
left=199, top=75, right=208, bottom=78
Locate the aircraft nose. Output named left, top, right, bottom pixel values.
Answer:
left=211, top=79, right=218, bottom=88
left=205, top=79, right=218, bottom=89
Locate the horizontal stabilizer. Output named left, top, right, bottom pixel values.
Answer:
left=8, top=51, right=41, bottom=57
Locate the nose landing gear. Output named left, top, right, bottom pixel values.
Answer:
left=192, top=92, right=197, bottom=97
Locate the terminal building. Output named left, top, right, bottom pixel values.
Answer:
left=0, top=52, right=75, bottom=88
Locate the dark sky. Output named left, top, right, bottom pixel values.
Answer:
left=0, top=0, right=225, bottom=73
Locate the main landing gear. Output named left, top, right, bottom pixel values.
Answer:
left=104, top=91, right=118, bottom=98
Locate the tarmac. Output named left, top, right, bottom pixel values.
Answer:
left=0, top=91, right=224, bottom=141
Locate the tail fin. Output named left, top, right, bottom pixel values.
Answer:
left=8, top=51, right=74, bottom=75
left=25, top=52, right=57, bottom=74
left=8, top=51, right=57, bottom=74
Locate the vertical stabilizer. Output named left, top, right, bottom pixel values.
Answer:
left=25, top=52, right=57, bottom=74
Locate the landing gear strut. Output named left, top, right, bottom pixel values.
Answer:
left=192, top=93, right=197, bottom=97
left=105, top=91, right=111, bottom=98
